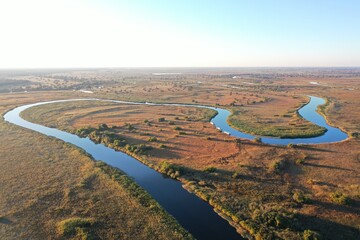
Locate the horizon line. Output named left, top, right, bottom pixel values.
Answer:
left=1, top=66, right=360, bottom=70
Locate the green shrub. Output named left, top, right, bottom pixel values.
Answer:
left=144, top=119, right=149, bottom=123
left=126, top=144, right=152, bottom=154
left=75, top=127, right=95, bottom=137
left=114, top=139, right=126, bottom=147
left=126, top=124, right=135, bottom=131
left=293, top=190, right=310, bottom=204
left=350, top=132, right=359, bottom=138
left=57, top=217, right=94, bottom=236
left=270, top=159, right=286, bottom=173
left=158, top=117, right=165, bottom=122
left=169, top=121, right=175, bottom=125
left=148, top=136, right=158, bottom=142
left=158, top=161, right=181, bottom=178
left=296, top=158, right=305, bottom=165
left=303, top=229, right=322, bottom=240
left=330, top=191, right=350, bottom=205
left=174, top=126, right=182, bottom=130
left=232, top=172, right=240, bottom=179
left=179, top=131, right=186, bottom=135
left=203, top=166, right=217, bottom=173
left=98, top=123, right=108, bottom=130
left=254, top=137, right=262, bottom=143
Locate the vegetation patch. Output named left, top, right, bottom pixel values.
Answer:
left=329, top=191, right=350, bottom=205
left=57, top=217, right=94, bottom=238
left=228, top=107, right=327, bottom=138
left=157, top=161, right=182, bottom=178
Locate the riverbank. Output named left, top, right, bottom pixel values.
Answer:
left=0, top=95, right=193, bottom=240
left=15, top=98, right=359, bottom=239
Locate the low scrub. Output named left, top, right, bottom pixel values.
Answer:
left=303, top=229, right=322, bottom=240
left=329, top=191, right=350, bottom=205
left=158, top=161, right=181, bottom=178
left=148, top=136, right=158, bottom=142
left=270, top=159, right=287, bottom=174
left=293, top=190, right=310, bottom=204
left=203, top=166, right=217, bottom=173
left=57, top=217, right=94, bottom=237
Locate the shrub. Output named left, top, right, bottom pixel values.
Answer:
left=174, top=126, right=182, bottom=130
left=253, top=137, right=262, bottom=143
left=126, top=144, right=152, bottom=154
left=126, top=124, right=135, bottom=131
left=330, top=191, right=350, bottom=205
left=158, top=117, right=165, bottom=122
left=148, top=136, right=158, bottom=142
left=159, top=144, right=167, bottom=148
left=270, top=159, right=287, bottom=173
left=114, top=139, right=126, bottom=147
left=98, top=123, right=108, bottom=130
left=350, top=132, right=359, bottom=138
left=75, top=127, right=95, bottom=137
left=179, top=131, right=186, bottom=135
left=303, top=229, right=322, bottom=240
left=232, top=172, right=240, bottom=179
left=144, top=119, right=149, bottom=123
left=293, top=190, right=310, bottom=204
left=168, top=121, right=175, bottom=125
left=158, top=161, right=181, bottom=178
left=296, top=158, right=305, bottom=165
left=203, top=166, right=217, bottom=173
left=57, top=217, right=94, bottom=236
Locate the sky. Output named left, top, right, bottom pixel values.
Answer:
left=0, top=0, right=359, bottom=68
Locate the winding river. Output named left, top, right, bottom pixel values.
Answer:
left=3, top=96, right=348, bottom=240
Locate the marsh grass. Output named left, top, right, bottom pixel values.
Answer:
left=57, top=217, right=94, bottom=237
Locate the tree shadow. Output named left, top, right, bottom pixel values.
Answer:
left=311, top=199, right=360, bottom=216
left=0, top=217, right=12, bottom=224
left=295, top=145, right=335, bottom=153
left=296, top=213, right=360, bottom=240
left=304, top=162, right=353, bottom=171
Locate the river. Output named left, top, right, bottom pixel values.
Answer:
left=3, top=96, right=348, bottom=239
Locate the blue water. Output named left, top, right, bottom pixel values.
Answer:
left=3, top=96, right=348, bottom=240
left=209, top=96, right=348, bottom=145
left=4, top=100, right=243, bottom=240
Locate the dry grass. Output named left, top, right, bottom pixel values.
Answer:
left=1, top=69, right=360, bottom=239
left=21, top=95, right=360, bottom=239
left=0, top=92, right=192, bottom=240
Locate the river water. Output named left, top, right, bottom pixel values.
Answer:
left=3, top=96, right=348, bottom=239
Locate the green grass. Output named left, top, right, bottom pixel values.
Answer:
left=228, top=108, right=327, bottom=138
left=57, top=217, right=94, bottom=237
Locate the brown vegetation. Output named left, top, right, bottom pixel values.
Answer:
left=1, top=68, right=360, bottom=239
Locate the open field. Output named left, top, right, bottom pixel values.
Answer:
left=1, top=68, right=360, bottom=239
left=0, top=92, right=192, bottom=239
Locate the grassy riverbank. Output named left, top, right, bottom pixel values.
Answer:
left=20, top=99, right=360, bottom=239
left=0, top=94, right=192, bottom=240
left=227, top=97, right=327, bottom=139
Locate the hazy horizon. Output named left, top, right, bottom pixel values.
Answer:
left=1, top=0, right=359, bottom=68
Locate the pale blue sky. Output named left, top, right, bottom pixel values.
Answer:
left=0, top=0, right=359, bottom=67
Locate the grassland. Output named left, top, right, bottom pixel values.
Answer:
left=0, top=93, right=192, bottom=240
left=21, top=95, right=360, bottom=239
left=1, top=68, right=360, bottom=239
